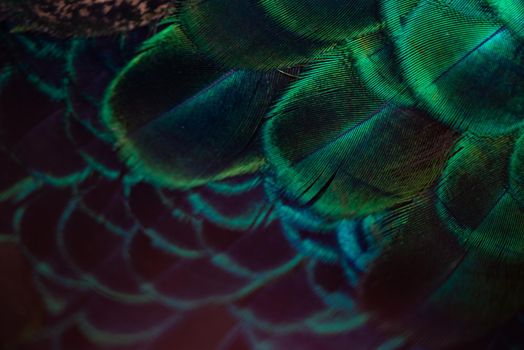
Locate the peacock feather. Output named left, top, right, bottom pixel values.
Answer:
left=2, top=0, right=524, bottom=349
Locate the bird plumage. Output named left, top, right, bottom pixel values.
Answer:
left=2, top=0, right=524, bottom=349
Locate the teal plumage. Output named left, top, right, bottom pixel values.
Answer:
left=2, top=0, right=524, bottom=349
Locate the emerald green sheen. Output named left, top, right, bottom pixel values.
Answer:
left=104, top=26, right=293, bottom=188
left=488, top=0, right=524, bottom=37
left=260, top=0, right=380, bottom=41
left=362, top=193, right=524, bottom=346
left=9, top=0, right=524, bottom=347
left=104, top=26, right=224, bottom=135
left=180, top=0, right=329, bottom=69
left=437, top=135, right=524, bottom=262
left=396, top=1, right=524, bottom=135
left=264, top=50, right=455, bottom=219
left=436, top=135, right=511, bottom=229
left=382, top=0, right=421, bottom=36
left=383, top=0, right=497, bottom=36
left=349, top=30, right=415, bottom=106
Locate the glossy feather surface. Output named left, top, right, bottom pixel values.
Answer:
left=2, top=1, right=524, bottom=349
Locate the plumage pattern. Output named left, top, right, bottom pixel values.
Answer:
left=2, top=0, right=524, bottom=349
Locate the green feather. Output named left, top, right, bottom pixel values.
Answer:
left=104, top=25, right=296, bottom=188
left=260, top=0, right=381, bottom=41
left=179, top=0, right=332, bottom=69
left=394, top=0, right=524, bottom=135
left=264, top=48, right=456, bottom=219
